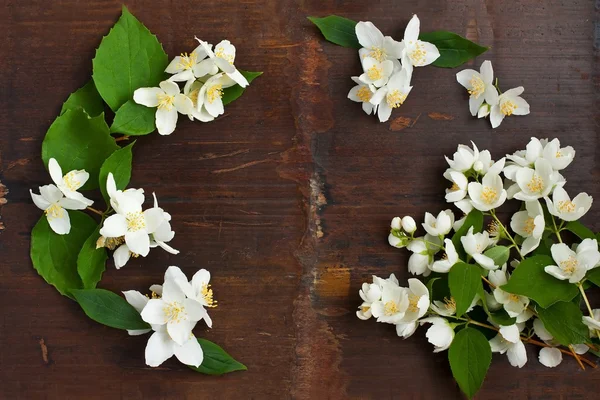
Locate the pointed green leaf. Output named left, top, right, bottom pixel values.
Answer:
left=536, top=301, right=589, bottom=346
left=564, top=221, right=595, bottom=240
left=501, top=255, right=578, bottom=308
left=308, top=15, right=360, bottom=49
left=111, top=100, right=156, bottom=135
left=449, top=262, right=482, bottom=317
left=188, top=339, right=247, bottom=375
left=92, top=6, right=168, bottom=111
left=30, top=211, right=97, bottom=298
left=586, top=268, right=600, bottom=288
left=418, top=31, right=488, bottom=68
left=483, top=246, right=510, bottom=267
left=77, top=226, right=108, bottom=289
left=448, top=327, right=491, bottom=399
left=60, top=80, right=105, bottom=117
left=221, top=70, right=263, bottom=106
left=98, top=141, right=135, bottom=203
left=71, top=288, right=150, bottom=330
left=42, top=108, right=119, bottom=190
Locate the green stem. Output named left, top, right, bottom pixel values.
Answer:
left=490, top=210, right=523, bottom=260
left=551, top=215, right=563, bottom=243
left=578, top=282, right=600, bottom=337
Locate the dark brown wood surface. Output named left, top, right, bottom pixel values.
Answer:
left=1, top=1, right=599, bottom=398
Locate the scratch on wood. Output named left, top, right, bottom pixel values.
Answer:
left=39, top=338, right=49, bottom=364
left=211, top=159, right=277, bottom=174
left=389, top=114, right=420, bottom=131
left=6, top=158, right=30, bottom=170
left=428, top=112, right=455, bottom=121
left=198, top=149, right=250, bottom=160
left=183, top=220, right=273, bottom=228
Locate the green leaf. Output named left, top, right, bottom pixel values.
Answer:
left=585, top=268, right=600, bottom=288
left=501, top=255, right=578, bottom=308
left=42, top=109, right=119, bottom=191
left=98, top=141, right=135, bottom=203
left=489, top=309, right=516, bottom=326
left=452, top=210, right=483, bottom=258
left=448, top=327, right=491, bottom=399
left=536, top=301, right=589, bottom=346
left=77, top=226, right=108, bottom=289
left=60, top=80, right=105, bottom=117
left=222, top=70, right=263, bottom=106
left=449, top=262, right=482, bottom=317
left=92, top=6, right=168, bottom=111
left=418, top=31, right=488, bottom=68
left=30, top=211, right=97, bottom=297
left=564, top=221, right=596, bottom=240
left=483, top=246, right=510, bottom=267
left=188, top=339, right=247, bottom=375
left=110, top=100, right=156, bottom=135
left=71, top=288, right=150, bottom=330
left=307, top=15, right=361, bottom=49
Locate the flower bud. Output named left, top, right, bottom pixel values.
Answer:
left=390, top=217, right=402, bottom=230
left=401, top=216, right=417, bottom=233
left=388, top=233, right=404, bottom=248
left=477, top=103, right=491, bottom=118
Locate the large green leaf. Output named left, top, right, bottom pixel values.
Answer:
left=111, top=100, right=156, bottom=136
left=188, top=339, right=247, bottom=375
left=536, top=301, right=589, bottom=346
left=222, top=71, right=263, bottom=106
left=448, top=327, right=491, bottom=399
left=564, top=221, right=596, bottom=240
left=483, top=246, right=510, bottom=267
left=71, top=288, right=150, bottom=330
left=501, top=255, right=578, bottom=308
left=586, top=268, right=600, bottom=288
left=418, top=31, right=488, bottom=68
left=92, top=6, right=168, bottom=111
left=452, top=210, right=484, bottom=258
left=41, top=108, right=119, bottom=190
left=449, top=262, right=482, bottom=316
left=77, top=226, right=108, bottom=289
left=30, top=211, right=97, bottom=298
left=308, top=15, right=360, bottom=49
left=98, top=141, right=135, bottom=204
left=60, top=80, right=105, bottom=117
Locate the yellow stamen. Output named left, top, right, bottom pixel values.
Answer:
left=480, top=187, right=499, bottom=205
left=126, top=211, right=146, bottom=232
left=201, top=283, right=217, bottom=308
left=215, top=48, right=234, bottom=65
left=386, top=89, right=407, bottom=108
left=408, top=42, right=427, bottom=65
left=508, top=293, right=521, bottom=303
left=368, top=46, right=386, bottom=63
left=207, top=85, right=223, bottom=104
left=560, top=256, right=578, bottom=274
left=357, top=86, right=372, bottom=102
left=524, top=217, right=535, bottom=235
left=384, top=301, right=399, bottom=316
left=45, top=203, right=64, bottom=219
left=187, top=88, right=199, bottom=105
left=177, top=52, right=197, bottom=70
left=63, top=171, right=81, bottom=191
left=527, top=175, right=544, bottom=193
left=367, top=65, right=383, bottom=81
left=500, top=100, right=517, bottom=116
left=408, top=294, right=420, bottom=313
left=558, top=200, right=576, bottom=213
left=468, top=76, right=485, bottom=98
left=163, top=301, right=185, bottom=323
left=488, top=220, right=500, bottom=236
left=449, top=182, right=460, bottom=192
left=157, top=93, right=175, bottom=111
left=444, top=297, right=457, bottom=312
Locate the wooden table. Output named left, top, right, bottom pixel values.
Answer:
left=1, top=1, right=599, bottom=398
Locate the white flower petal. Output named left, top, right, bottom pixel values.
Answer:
left=122, top=290, right=149, bottom=312
left=404, top=15, right=420, bottom=43
left=355, top=21, right=384, bottom=49
left=113, top=244, right=131, bottom=269
left=47, top=208, right=71, bottom=235
left=133, top=87, right=162, bottom=107
left=30, top=190, right=51, bottom=210
left=156, top=107, right=178, bottom=136
left=174, top=336, right=204, bottom=367
left=145, top=330, right=175, bottom=367
left=125, top=229, right=150, bottom=257
left=48, top=158, right=63, bottom=186
left=538, top=347, right=562, bottom=368
left=99, top=214, right=128, bottom=238
left=140, top=299, right=169, bottom=325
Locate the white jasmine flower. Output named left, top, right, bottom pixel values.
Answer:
left=196, top=39, right=249, bottom=88
left=538, top=347, right=562, bottom=368
left=399, top=15, right=440, bottom=77
left=422, top=209, right=454, bottom=236
left=461, top=227, right=497, bottom=270
left=490, top=87, right=530, bottom=128
left=357, top=279, right=383, bottom=320
left=165, top=43, right=212, bottom=87
left=582, top=309, right=600, bottom=337
left=369, top=68, right=412, bottom=123
left=396, top=321, right=419, bottom=338
left=456, top=60, right=499, bottom=117
left=47, top=158, right=93, bottom=206
left=402, top=216, right=417, bottom=233
left=420, top=317, right=454, bottom=352
left=400, top=279, right=430, bottom=323
left=504, top=137, right=544, bottom=181
left=370, top=279, right=409, bottom=324
left=489, top=324, right=527, bottom=368
left=489, top=267, right=530, bottom=317
left=134, top=80, right=194, bottom=136
left=183, top=80, right=215, bottom=122
left=196, top=73, right=236, bottom=119
left=348, top=77, right=378, bottom=115
left=513, top=158, right=557, bottom=201
left=542, top=138, right=575, bottom=170
left=430, top=239, right=459, bottom=273
left=359, top=57, right=394, bottom=88
left=545, top=240, right=600, bottom=283
left=444, top=170, right=468, bottom=203
left=445, top=141, right=480, bottom=172
left=175, top=268, right=216, bottom=328
left=355, top=21, right=403, bottom=63
left=407, top=235, right=441, bottom=275
left=147, top=193, right=179, bottom=255
left=545, top=187, right=593, bottom=222
left=141, top=268, right=208, bottom=345
left=510, top=200, right=545, bottom=255
left=467, top=172, right=507, bottom=212
left=144, top=324, right=204, bottom=368
left=30, top=184, right=87, bottom=235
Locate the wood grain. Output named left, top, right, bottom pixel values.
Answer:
left=0, top=0, right=599, bottom=398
